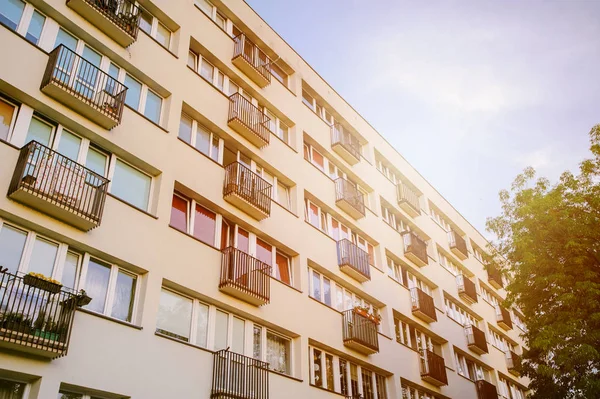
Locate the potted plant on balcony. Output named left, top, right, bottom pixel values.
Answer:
left=76, top=289, right=92, bottom=307
left=352, top=306, right=382, bottom=325
left=23, top=272, right=63, bottom=294
left=0, top=312, right=33, bottom=333
left=32, top=311, right=59, bottom=342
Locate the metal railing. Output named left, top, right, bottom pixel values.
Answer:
left=402, top=231, right=428, bottom=265
left=448, top=230, right=468, bottom=256
left=487, top=264, right=504, bottom=288
left=220, top=247, right=272, bottom=305
left=475, top=379, right=498, bottom=399
left=337, top=239, right=370, bottom=280
left=342, top=309, right=379, bottom=353
left=42, top=45, right=127, bottom=123
left=211, top=349, right=269, bottom=399
left=228, top=93, right=271, bottom=146
left=334, top=178, right=365, bottom=217
left=410, top=287, right=437, bottom=322
left=495, top=305, right=513, bottom=329
left=465, top=325, right=488, bottom=353
left=332, top=124, right=361, bottom=161
left=8, top=141, right=109, bottom=229
left=71, top=0, right=141, bottom=39
left=397, top=182, right=421, bottom=213
left=0, top=268, right=85, bottom=358
left=232, top=34, right=272, bottom=84
left=223, top=162, right=272, bottom=216
left=420, top=349, right=448, bottom=385
left=456, top=274, right=477, bottom=303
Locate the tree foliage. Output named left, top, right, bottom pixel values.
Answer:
left=486, top=125, right=600, bottom=398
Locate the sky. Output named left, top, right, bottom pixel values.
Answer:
left=245, top=0, right=600, bottom=236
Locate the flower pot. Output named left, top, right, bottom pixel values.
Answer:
left=33, top=329, right=59, bottom=341
left=76, top=294, right=92, bottom=307
left=23, top=274, right=62, bottom=294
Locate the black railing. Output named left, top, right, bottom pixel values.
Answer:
left=402, top=231, right=428, bottom=265
left=228, top=93, right=271, bottom=146
left=0, top=268, right=86, bottom=358
left=342, top=309, right=379, bottom=353
left=334, top=178, right=365, bottom=217
left=8, top=141, right=109, bottom=230
left=223, top=162, right=272, bottom=216
left=41, top=45, right=127, bottom=124
left=410, top=287, right=437, bottom=322
left=420, top=349, right=448, bottom=386
left=337, top=239, right=370, bottom=280
left=397, top=183, right=420, bottom=214
left=220, top=247, right=271, bottom=305
left=211, top=349, right=269, bottom=399
left=465, top=325, right=488, bottom=354
left=232, top=34, right=271, bottom=84
left=476, top=380, right=498, bottom=399
left=70, top=0, right=141, bottom=39
left=332, top=124, right=361, bottom=162
left=456, top=274, right=478, bottom=303
left=448, top=230, right=468, bottom=257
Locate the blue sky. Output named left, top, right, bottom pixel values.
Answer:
left=246, top=0, right=600, bottom=235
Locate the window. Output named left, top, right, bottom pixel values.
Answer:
left=271, top=63, right=288, bottom=86
left=302, top=89, right=315, bottom=110
left=401, top=383, right=443, bottom=399
left=138, top=7, right=171, bottom=49
left=444, top=298, right=477, bottom=326
left=430, top=207, right=452, bottom=232
left=170, top=193, right=218, bottom=246
left=156, top=22, right=170, bottom=48
left=122, top=72, right=164, bottom=124
left=124, top=74, right=142, bottom=110
left=0, top=0, right=24, bottom=31
left=438, top=252, right=460, bottom=276
left=0, top=378, right=25, bottom=398
left=82, top=257, right=138, bottom=322
left=266, top=331, right=291, bottom=374
left=454, top=351, right=488, bottom=382
left=170, top=193, right=188, bottom=232
left=144, top=89, right=162, bottom=124
left=178, top=113, right=222, bottom=162
left=308, top=268, right=375, bottom=313
left=156, top=288, right=194, bottom=342
left=196, top=0, right=213, bottom=17
left=387, top=257, right=405, bottom=284
left=110, top=159, right=152, bottom=211
left=0, top=97, right=17, bottom=141
left=275, top=250, right=291, bottom=285
left=200, top=59, right=214, bottom=82
left=25, top=116, right=54, bottom=146
left=0, top=223, right=27, bottom=274
left=25, top=9, right=45, bottom=45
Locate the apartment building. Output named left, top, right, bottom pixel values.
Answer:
left=0, top=0, right=529, bottom=398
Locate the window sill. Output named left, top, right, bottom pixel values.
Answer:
left=140, top=29, right=179, bottom=59
left=457, top=373, right=476, bottom=384
left=308, top=295, right=342, bottom=315
left=272, top=132, right=297, bottom=153
left=177, top=137, right=223, bottom=168
left=124, top=104, right=169, bottom=133
left=78, top=308, right=142, bottom=330
left=0, top=138, right=20, bottom=151
left=168, top=224, right=221, bottom=251
left=107, top=193, right=158, bottom=219
left=269, top=369, right=302, bottom=383
left=155, top=330, right=214, bottom=354
left=273, top=199, right=298, bottom=219
left=388, top=274, right=409, bottom=291
left=271, top=274, right=302, bottom=294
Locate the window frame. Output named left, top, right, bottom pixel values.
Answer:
left=137, top=6, right=172, bottom=50
left=0, top=95, right=19, bottom=142
left=178, top=112, right=223, bottom=163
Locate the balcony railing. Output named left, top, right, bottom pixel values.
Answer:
left=66, top=0, right=140, bottom=47
left=0, top=268, right=87, bottom=359
left=337, top=239, right=370, bottom=282
left=465, top=325, right=488, bottom=355
left=448, top=230, right=468, bottom=260
left=228, top=93, right=271, bottom=148
left=232, top=34, right=271, bottom=87
left=334, top=178, right=365, bottom=219
left=410, top=287, right=437, bottom=323
left=8, top=141, right=109, bottom=231
left=41, top=45, right=127, bottom=129
left=496, top=305, right=513, bottom=330
left=331, top=124, right=361, bottom=164
left=402, top=231, right=428, bottom=266
left=396, top=183, right=421, bottom=217
left=475, top=380, right=498, bottom=399
left=342, top=309, right=379, bottom=355
left=211, top=349, right=269, bottom=399
left=506, top=350, right=521, bottom=376
left=420, top=349, right=448, bottom=386
left=223, top=162, right=272, bottom=220
left=487, top=264, right=504, bottom=289
left=456, top=274, right=478, bottom=304
left=219, top=247, right=271, bottom=307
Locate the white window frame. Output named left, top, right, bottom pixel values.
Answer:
left=0, top=96, right=20, bottom=142
left=138, top=6, right=171, bottom=49
left=179, top=113, right=224, bottom=163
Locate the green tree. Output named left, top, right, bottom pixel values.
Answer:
left=486, top=125, right=600, bottom=398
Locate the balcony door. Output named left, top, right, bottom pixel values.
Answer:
left=74, top=45, right=102, bottom=100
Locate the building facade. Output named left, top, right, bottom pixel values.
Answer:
left=0, top=0, right=529, bottom=398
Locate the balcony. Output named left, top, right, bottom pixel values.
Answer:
left=396, top=183, right=421, bottom=217
left=476, top=380, right=498, bottom=399
left=228, top=93, right=271, bottom=148
left=448, top=230, right=468, bottom=260
left=420, top=349, right=448, bottom=386
left=66, top=0, right=140, bottom=47
left=232, top=34, right=271, bottom=88
left=487, top=264, right=504, bottom=289
left=402, top=231, right=428, bottom=266
left=334, top=178, right=365, bottom=219
left=331, top=124, right=361, bottom=165
left=506, top=350, right=521, bottom=376
left=8, top=141, right=109, bottom=231
left=465, top=325, right=488, bottom=355
left=410, top=287, right=437, bottom=323
left=0, top=269, right=88, bottom=359
left=342, top=309, right=379, bottom=355
left=219, top=247, right=271, bottom=307
left=337, top=239, right=370, bottom=283
left=456, top=275, right=478, bottom=304
left=223, top=162, right=272, bottom=221
left=41, top=45, right=127, bottom=129
left=496, top=306, right=513, bottom=330
left=211, top=349, right=269, bottom=399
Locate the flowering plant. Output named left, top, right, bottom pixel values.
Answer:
left=353, top=305, right=382, bottom=324
left=26, top=272, right=62, bottom=286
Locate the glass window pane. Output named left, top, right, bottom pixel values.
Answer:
left=195, top=124, right=210, bottom=155
left=216, top=72, right=224, bottom=92
left=54, top=28, right=78, bottom=51
left=193, top=204, right=216, bottom=245
left=25, top=10, right=45, bottom=45
left=179, top=114, right=192, bottom=144
left=111, top=270, right=136, bottom=322
left=85, top=147, right=108, bottom=177
left=0, top=0, right=25, bottom=31
left=57, top=391, right=83, bottom=399
left=196, top=0, right=212, bottom=16
left=84, top=259, right=111, bottom=314
left=227, top=81, right=239, bottom=96
left=0, top=379, right=25, bottom=398
left=27, top=237, right=58, bottom=277
left=144, top=90, right=162, bottom=124
left=124, top=74, right=142, bottom=110
left=111, top=159, right=151, bottom=210
left=57, top=130, right=81, bottom=160
left=253, top=325, right=262, bottom=359
left=277, top=182, right=289, bottom=208
left=325, top=354, right=334, bottom=389
left=200, top=60, right=214, bottom=83
left=195, top=302, right=209, bottom=347
left=311, top=271, right=321, bottom=300
left=312, top=348, right=322, bottom=387
left=0, top=224, right=27, bottom=274
left=187, top=51, right=197, bottom=69
left=323, top=277, right=331, bottom=306
left=61, top=251, right=79, bottom=290
left=25, top=117, right=53, bottom=146
left=215, top=12, right=226, bottom=30
left=0, top=98, right=16, bottom=141
left=256, top=238, right=272, bottom=266
left=214, top=310, right=228, bottom=350
left=139, top=8, right=152, bottom=34
left=267, top=331, right=290, bottom=374
left=156, top=23, right=170, bottom=48
left=275, top=252, right=291, bottom=285
left=211, top=136, right=219, bottom=162
left=231, top=316, right=244, bottom=354
left=156, top=288, right=192, bottom=341
left=170, top=194, right=188, bottom=232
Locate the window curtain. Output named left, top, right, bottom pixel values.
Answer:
left=266, top=333, right=288, bottom=374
